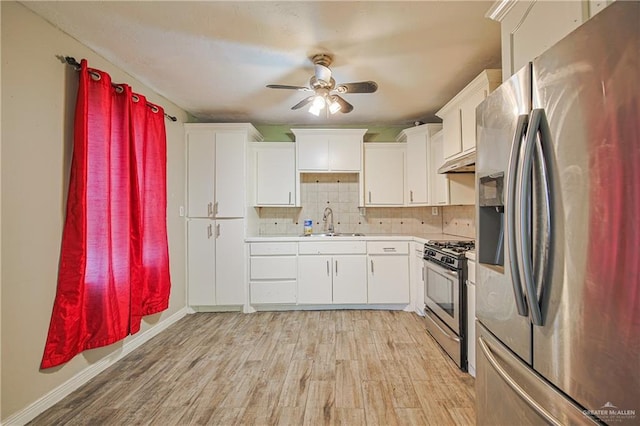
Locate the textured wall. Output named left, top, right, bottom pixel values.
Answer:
left=1, top=2, right=187, bottom=420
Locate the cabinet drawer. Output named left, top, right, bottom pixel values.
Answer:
left=367, top=241, right=409, bottom=255
left=250, top=281, right=296, bottom=304
left=250, top=256, right=297, bottom=280
left=250, top=242, right=297, bottom=256
left=298, top=241, right=366, bottom=255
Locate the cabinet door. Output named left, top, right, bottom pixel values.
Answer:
left=364, top=145, right=405, bottom=206
left=368, top=255, right=410, bottom=304
left=186, top=131, right=215, bottom=218
left=215, top=219, right=245, bottom=305
left=297, top=134, right=329, bottom=170
left=187, top=219, right=216, bottom=305
left=406, top=134, right=428, bottom=205
left=460, top=86, right=489, bottom=153
left=413, top=247, right=426, bottom=314
left=442, top=108, right=462, bottom=160
left=215, top=132, right=245, bottom=218
left=255, top=145, right=295, bottom=206
left=467, top=280, right=477, bottom=377
left=329, top=134, right=361, bottom=171
left=502, top=1, right=585, bottom=77
left=429, top=130, right=450, bottom=205
left=332, top=255, right=367, bottom=304
left=298, top=255, right=333, bottom=304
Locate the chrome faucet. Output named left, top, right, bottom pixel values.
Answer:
left=322, top=207, right=335, bottom=234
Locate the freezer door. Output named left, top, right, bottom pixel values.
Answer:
left=531, top=1, right=640, bottom=420
left=476, top=323, right=600, bottom=426
left=475, top=65, right=532, bottom=363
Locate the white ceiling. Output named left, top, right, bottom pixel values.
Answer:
left=23, top=1, right=501, bottom=126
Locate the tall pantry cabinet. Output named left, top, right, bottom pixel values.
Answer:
left=185, top=123, right=263, bottom=308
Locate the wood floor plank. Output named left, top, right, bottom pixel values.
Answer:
left=335, top=407, right=367, bottom=425
left=277, top=359, right=313, bottom=408
left=30, top=310, right=476, bottom=426
left=335, top=360, right=364, bottom=409
left=362, top=380, right=401, bottom=426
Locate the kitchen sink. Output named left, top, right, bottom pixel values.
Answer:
left=300, top=232, right=365, bottom=237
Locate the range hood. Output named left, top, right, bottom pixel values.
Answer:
left=438, top=151, right=475, bottom=173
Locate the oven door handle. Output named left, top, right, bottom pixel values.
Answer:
left=425, top=310, right=460, bottom=343
left=424, top=259, right=459, bottom=277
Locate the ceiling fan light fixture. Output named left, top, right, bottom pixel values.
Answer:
left=308, top=104, right=321, bottom=116
left=328, top=96, right=342, bottom=114
left=312, top=95, right=326, bottom=109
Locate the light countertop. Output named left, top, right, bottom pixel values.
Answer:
left=246, top=233, right=472, bottom=244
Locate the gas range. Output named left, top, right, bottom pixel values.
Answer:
left=424, top=240, right=475, bottom=270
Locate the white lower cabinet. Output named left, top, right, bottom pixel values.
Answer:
left=367, top=241, right=410, bottom=304
left=467, top=257, right=476, bottom=377
left=298, top=241, right=367, bottom=304
left=332, top=256, right=368, bottom=304
left=411, top=242, right=426, bottom=315
left=249, top=242, right=297, bottom=304
left=188, top=218, right=245, bottom=306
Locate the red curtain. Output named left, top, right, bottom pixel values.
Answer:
left=41, top=60, right=171, bottom=369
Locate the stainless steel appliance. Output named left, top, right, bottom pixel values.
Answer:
left=423, top=240, right=474, bottom=371
left=475, top=2, right=639, bottom=425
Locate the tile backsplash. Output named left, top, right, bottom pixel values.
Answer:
left=256, top=173, right=476, bottom=238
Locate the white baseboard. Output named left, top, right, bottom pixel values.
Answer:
left=4, top=307, right=189, bottom=426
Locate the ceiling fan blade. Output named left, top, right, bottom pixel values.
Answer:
left=336, top=81, right=378, bottom=94
left=332, top=95, right=354, bottom=113
left=291, top=96, right=315, bottom=110
left=314, top=64, right=332, bottom=84
left=267, top=84, right=312, bottom=91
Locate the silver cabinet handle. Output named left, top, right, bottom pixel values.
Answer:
left=207, top=224, right=213, bottom=239
left=368, top=191, right=372, bottom=203
left=410, top=190, right=414, bottom=202
left=422, top=266, right=425, bottom=283
left=326, top=260, right=330, bottom=276
left=506, top=113, right=529, bottom=317
left=288, top=191, right=292, bottom=205
left=370, top=259, right=374, bottom=274
left=214, top=201, right=219, bottom=215
left=335, top=260, right=338, bottom=276
left=216, top=223, right=220, bottom=238
left=382, top=247, right=396, bottom=252
left=207, top=202, right=213, bottom=217
left=478, top=336, right=562, bottom=426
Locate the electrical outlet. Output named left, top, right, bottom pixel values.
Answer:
left=432, top=207, right=439, bottom=216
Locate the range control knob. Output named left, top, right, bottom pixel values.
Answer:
left=444, top=256, right=454, bottom=264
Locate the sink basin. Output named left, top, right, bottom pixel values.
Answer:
left=300, top=232, right=365, bottom=237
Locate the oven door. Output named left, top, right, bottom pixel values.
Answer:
left=424, top=259, right=460, bottom=334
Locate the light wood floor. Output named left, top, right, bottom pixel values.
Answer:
left=30, top=310, right=476, bottom=425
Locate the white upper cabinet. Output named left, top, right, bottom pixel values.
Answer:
left=253, top=143, right=296, bottom=206
left=364, top=143, right=405, bottom=206
left=429, top=130, right=450, bottom=206
left=487, top=0, right=595, bottom=80
left=293, top=128, right=366, bottom=172
left=186, top=123, right=262, bottom=218
left=436, top=70, right=502, bottom=161
left=397, top=123, right=442, bottom=206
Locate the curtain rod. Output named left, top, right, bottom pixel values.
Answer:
left=63, top=56, right=178, bottom=122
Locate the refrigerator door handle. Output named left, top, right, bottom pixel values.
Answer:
left=516, top=109, right=544, bottom=326
left=478, top=336, right=563, bottom=426
left=532, top=108, right=554, bottom=327
left=507, top=114, right=530, bottom=317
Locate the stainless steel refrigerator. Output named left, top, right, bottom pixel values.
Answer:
left=475, top=2, right=639, bottom=424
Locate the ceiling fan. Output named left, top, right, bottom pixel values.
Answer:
left=267, top=53, right=378, bottom=116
